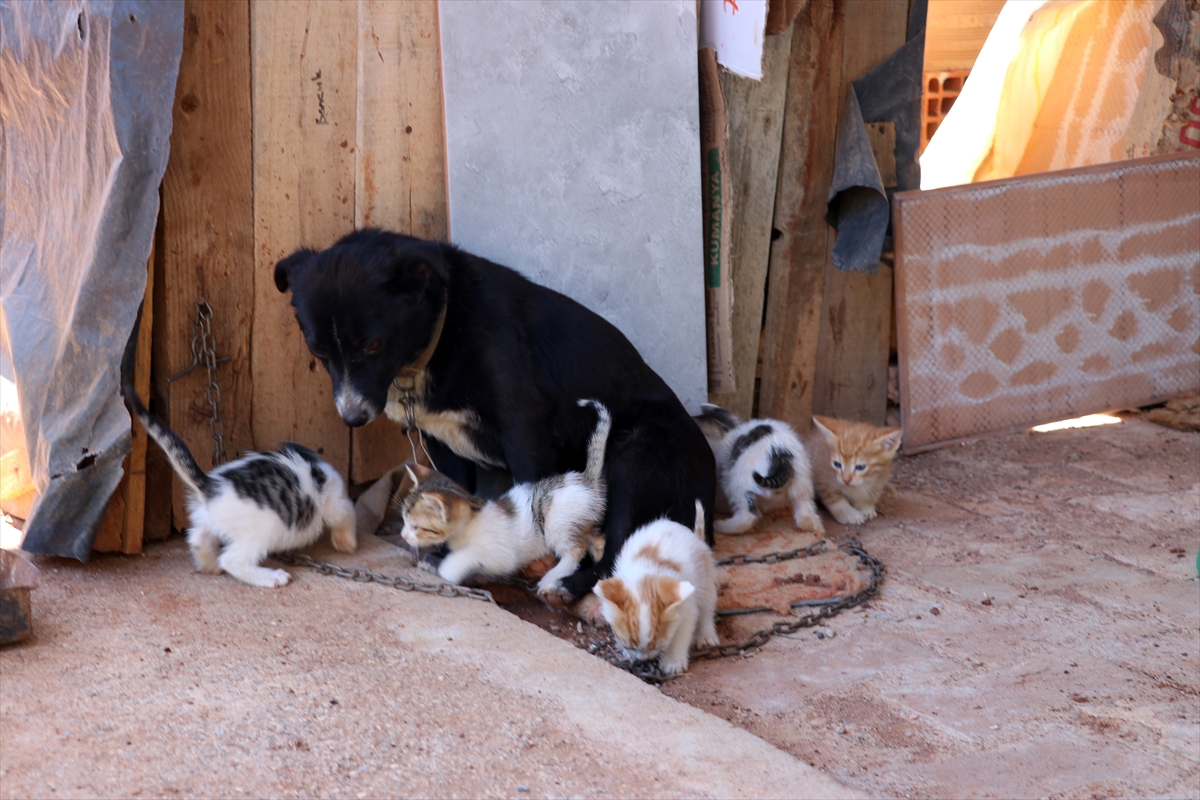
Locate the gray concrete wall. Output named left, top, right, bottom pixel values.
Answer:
left=439, top=0, right=708, bottom=410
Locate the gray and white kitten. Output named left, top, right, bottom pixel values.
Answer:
left=694, top=404, right=823, bottom=535
left=399, top=399, right=611, bottom=602
left=123, top=385, right=356, bottom=587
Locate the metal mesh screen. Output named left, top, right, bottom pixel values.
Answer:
left=894, top=152, right=1200, bottom=452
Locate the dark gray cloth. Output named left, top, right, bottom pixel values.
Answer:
left=826, top=0, right=926, bottom=274
left=0, top=0, right=183, bottom=560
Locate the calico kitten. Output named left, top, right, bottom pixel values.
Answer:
left=695, top=404, right=823, bottom=535
left=122, top=385, right=356, bottom=588
left=806, top=415, right=903, bottom=525
left=593, top=500, right=718, bottom=675
left=399, top=399, right=610, bottom=600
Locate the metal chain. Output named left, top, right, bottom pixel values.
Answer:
left=270, top=552, right=496, bottom=604
left=194, top=300, right=227, bottom=466
left=275, top=534, right=880, bottom=686
left=609, top=540, right=884, bottom=684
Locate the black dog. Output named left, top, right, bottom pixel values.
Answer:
left=274, top=228, right=715, bottom=602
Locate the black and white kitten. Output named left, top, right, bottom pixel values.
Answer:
left=694, top=404, right=823, bottom=535
left=122, top=385, right=356, bottom=587
left=399, top=399, right=610, bottom=602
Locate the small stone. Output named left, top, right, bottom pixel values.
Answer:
left=930, top=607, right=940, bottom=616
left=981, top=597, right=993, bottom=606
left=518, top=786, right=530, bottom=793
left=990, top=724, right=999, bottom=730
left=576, top=622, right=583, bottom=633
left=587, top=643, right=599, bottom=654
left=817, top=632, right=825, bottom=640
left=836, top=725, right=847, bottom=734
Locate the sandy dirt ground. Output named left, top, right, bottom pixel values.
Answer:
left=652, top=414, right=1200, bottom=799
left=0, top=517, right=855, bottom=799
left=2, top=412, right=1197, bottom=799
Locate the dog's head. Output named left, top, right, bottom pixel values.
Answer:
left=275, top=229, right=449, bottom=427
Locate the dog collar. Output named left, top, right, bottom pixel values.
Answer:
left=392, top=296, right=448, bottom=395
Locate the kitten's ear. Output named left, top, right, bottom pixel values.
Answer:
left=426, top=493, right=449, bottom=524
left=812, top=416, right=838, bottom=443
left=594, top=578, right=628, bottom=608
left=405, top=465, right=420, bottom=486
left=875, top=427, right=903, bottom=455
left=407, top=462, right=437, bottom=484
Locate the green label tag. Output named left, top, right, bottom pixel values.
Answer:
left=705, top=147, right=722, bottom=289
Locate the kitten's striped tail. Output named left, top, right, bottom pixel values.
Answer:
left=577, top=399, right=612, bottom=493
left=121, top=382, right=215, bottom=499
left=693, top=499, right=705, bottom=540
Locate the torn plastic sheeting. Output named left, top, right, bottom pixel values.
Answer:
left=0, top=0, right=183, bottom=560
left=826, top=4, right=925, bottom=274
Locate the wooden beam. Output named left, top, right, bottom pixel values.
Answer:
left=708, top=27, right=794, bottom=421
left=351, top=0, right=448, bottom=482
left=811, top=0, right=908, bottom=425
left=251, top=0, right=358, bottom=472
left=120, top=235, right=156, bottom=554
left=758, top=0, right=846, bottom=431
left=158, top=0, right=255, bottom=528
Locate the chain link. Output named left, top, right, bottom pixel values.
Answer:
left=270, top=552, right=496, bottom=604
left=193, top=300, right=227, bottom=466
left=611, top=540, right=884, bottom=684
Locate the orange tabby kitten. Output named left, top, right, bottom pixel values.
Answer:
left=805, top=416, right=902, bottom=525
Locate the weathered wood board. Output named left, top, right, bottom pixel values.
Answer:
left=759, top=0, right=845, bottom=431
left=811, top=0, right=908, bottom=425
left=708, top=27, right=793, bottom=421
left=251, top=0, right=357, bottom=473
left=352, top=0, right=447, bottom=482
left=157, top=0, right=255, bottom=527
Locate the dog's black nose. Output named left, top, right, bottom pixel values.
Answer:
left=342, top=411, right=370, bottom=427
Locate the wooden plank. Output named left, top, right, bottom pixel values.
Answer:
left=758, top=0, right=845, bottom=431
left=94, top=226, right=159, bottom=553
left=924, top=0, right=1006, bottom=73
left=351, top=0, right=447, bottom=482
left=708, top=27, right=794, bottom=420
left=158, top=0, right=255, bottom=529
left=120, top=236, right=156, bottom=554
left=810, top=0, right=908, bottom=425
left=251, top=0, right=357, bottom=473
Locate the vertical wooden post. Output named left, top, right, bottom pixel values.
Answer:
left=157, top=0, right=255, bottom=528
left=758, top=0, right=846, bottom=431
left=121, top=235, right=156, bottom=554
left=810, top=0, right=908, bottom=425
left=250, top=0, right=358, bottom=472
left=351, top=0, right=448, bottom=482
left=707, top=27, right=793, bottom=421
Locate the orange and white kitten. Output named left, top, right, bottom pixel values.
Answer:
left=805, top=416, right=902, bottom=525
left=593, top=500, right=718, bottom=675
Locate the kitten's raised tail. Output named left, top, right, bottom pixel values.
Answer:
left=697, top=403, right=740, bottom=434
left=577, top=399, right=612, bottom=493
left=693, top=499, right=705, bottom=540
left=120, top=307, right=214, bottom=499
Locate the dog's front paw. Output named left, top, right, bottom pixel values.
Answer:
left=417, top=559, right=439, bottom=574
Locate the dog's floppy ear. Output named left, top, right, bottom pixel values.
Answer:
left=386, top=241, right=448, bottom=294
left=274, top=248, right=317, bottom=293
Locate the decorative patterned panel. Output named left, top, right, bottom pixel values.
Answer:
left=895, top=152, right=1200, bottom=452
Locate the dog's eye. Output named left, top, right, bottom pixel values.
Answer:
left=363, top=341, right=380, bottom=354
